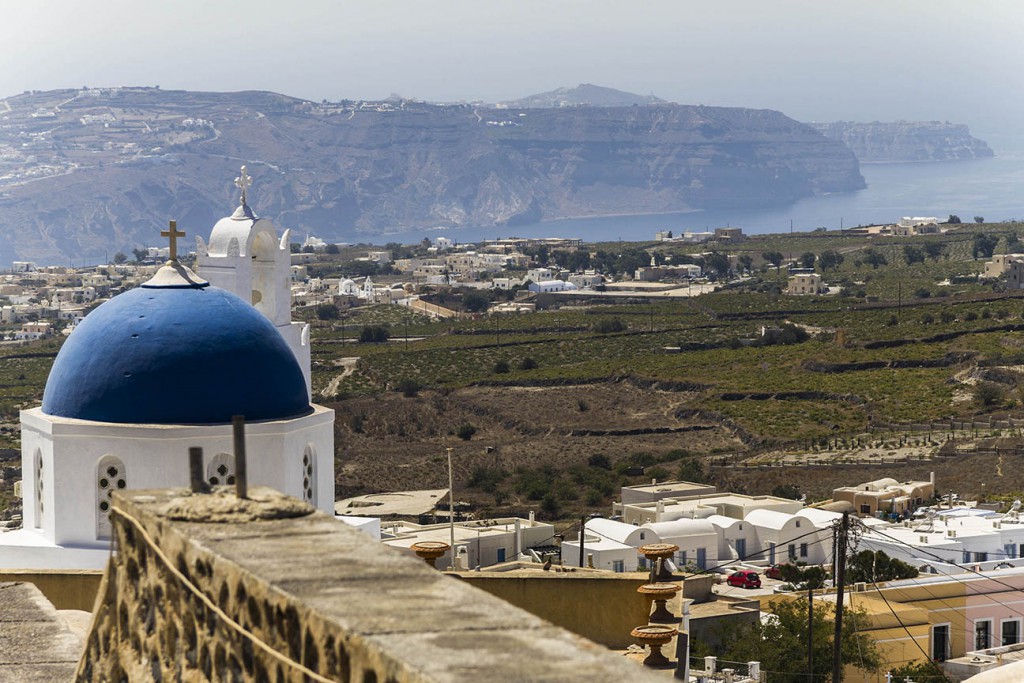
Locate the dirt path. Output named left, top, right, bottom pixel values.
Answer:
left=323, top=358, right=358, bottom=399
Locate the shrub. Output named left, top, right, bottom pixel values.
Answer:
left=463, top=291, right=489, bottom=312
left=677, top=458, right=708, bottom=483
left=493, top=360, right=510, bottom=374
left=540, top=493, right=561, bottom=520
left=359, top=325, right=390, bottom=343
left=456, top=423, right=477, bottom=441
left=577, top=399, right=589, bottom=412
left=396, top=378, right=422, bottom=397
left=974, top=382, right=1005, bottom=407
left=593, top=318, right=626, bottom=333
left=349, top=414, right=365, bottom=433
left=316, top=303, right=339, bottom=320
left=588, top=453, right=612, bottom=469
left=519, top=357, right=538, bottom=370
left=772, top=484, right=802, bottom=500
left=965, top=311, right=978, bottom=321
left=920, top=313, right=934, bottom=325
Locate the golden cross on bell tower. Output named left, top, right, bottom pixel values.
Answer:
left=160, top=220, right=185, bottom=262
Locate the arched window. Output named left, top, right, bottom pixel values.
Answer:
left=206, top=453, right=236, bottom=487
left=302, top=445, right=316, bottom=505
left=33, top=449, right=43, bottom=529
left=96, top=455, right=126, bottom=540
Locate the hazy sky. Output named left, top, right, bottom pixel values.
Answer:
left=3, top=1, right=1022, bottom=145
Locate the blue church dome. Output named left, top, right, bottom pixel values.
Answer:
left=42, top=265, right=310, bottom=424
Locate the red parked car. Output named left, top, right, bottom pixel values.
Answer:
left=765, top=564, right=788, bottom=580
left=727, top=571, right=762, bottom=589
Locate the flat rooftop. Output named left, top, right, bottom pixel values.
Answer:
left=334, top=488, right=449, bottom=517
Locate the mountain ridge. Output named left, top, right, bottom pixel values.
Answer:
left=0, top=86, right=864, bottom=264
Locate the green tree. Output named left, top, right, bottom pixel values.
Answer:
left=112, top=252, right=127, bottom=264
left=974, top=216, right=985, bottom=224
left=456, top=423, right=477, bottom=440
left=762, top=251, right=784, bottom=269
left=772, top=484, right=802, bottom=500
left=862, top=248, right=888, bottom=269
left=902, top=245, right=925, bottom=265
left=704, top=251, right=731, bottom=279
left=676, top=458, right=708, bottom=483
left=358, top=325, right=390, bottom=343
left=973, top=381, right=1005, bottom=407
left=846, top=550, right=920, bottom=583
left=704, top=598, right=880, bottom=683
left=132, top=248, right=148, bottom=263
left=540, top=493, right=561, bottom=520
left=973, top=233, right=999, bottom=259
left=737, top=254, right=753, bottom=273
left=924, top=243, right=946, bottom=261
left=947, top=214, right=962, bottom=224
left=818, top=250, right=844, bottom=271
left=463, top=291, right=489, bottom=312
left=325, top=243, right=340, bottom=255
left=315, top=303, right=339, bottom=320
left=799, top=252, right=816, bottom=269
left=396, top=378, right=422, bottom=397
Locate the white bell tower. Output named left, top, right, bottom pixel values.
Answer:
left=196, top=166, right=312, bottom=398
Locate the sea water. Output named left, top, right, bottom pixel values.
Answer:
left=398, top=151, right=1024, bottom=244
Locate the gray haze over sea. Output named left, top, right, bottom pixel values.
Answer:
left=390, top=150, right=1024, bottom=246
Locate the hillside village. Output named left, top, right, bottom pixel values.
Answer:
left=7, top=214, right=1024, bottom=679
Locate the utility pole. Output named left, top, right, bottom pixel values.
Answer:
left=447, top=447, right=455, bottom=567
left=807, top=586, right=814, bottom=678
left=832, top=511, right=850, bottom=683
left=579, top=516, right=586, bottom=568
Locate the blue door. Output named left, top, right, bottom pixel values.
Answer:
left=735, top=539, right=747, bottom=560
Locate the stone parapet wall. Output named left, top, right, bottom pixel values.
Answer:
left=456, top=572, right=651, bottom=649
left=0, top=569, right=102, bottom=612
left=77, top=487, right=662, bottom=682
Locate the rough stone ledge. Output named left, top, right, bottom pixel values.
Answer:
left=76, top=488, right=663, bottom=682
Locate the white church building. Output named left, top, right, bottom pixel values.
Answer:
left=0, top=167, right=335, bottom=570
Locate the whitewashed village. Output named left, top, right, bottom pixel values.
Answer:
left=2, top=175, right=1024, bottom=683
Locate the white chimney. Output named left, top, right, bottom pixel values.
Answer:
left=454, top=545, right=469, bottom=571
left=930, top=471, right=935, bottom=485
left=528, top=510, right=535, bottom=523
left=652, top=478, right=657, bottom=485
left=514, top=518, right=522, bottom=558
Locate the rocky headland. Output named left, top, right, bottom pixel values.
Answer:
left=0, top=87, right=864, bottom=263
left=809, top=120, right=994, bottom=163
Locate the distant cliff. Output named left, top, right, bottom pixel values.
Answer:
left=0, top=87, right=863, bottom=263
left=809, top=121, right=994, bottom=163
left=498, top=83, right=667, bottom=108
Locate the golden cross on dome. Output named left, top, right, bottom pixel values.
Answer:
left=234, top=165, right=252, bottom=206
left=160, top=220, right=185, bottom=262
